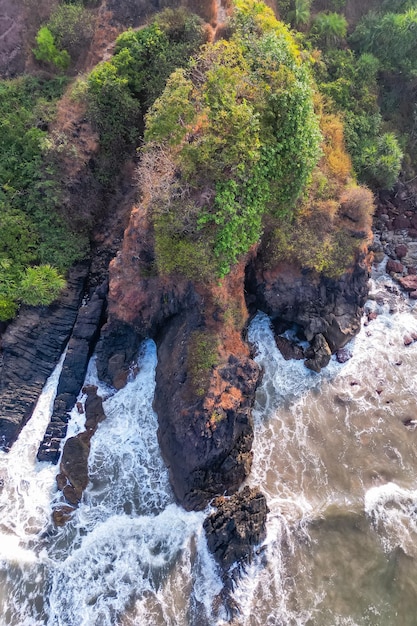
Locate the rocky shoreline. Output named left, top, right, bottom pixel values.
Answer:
left=3, top=179, right=417, bottom=565
left=372, top=182, right=417, bottom=296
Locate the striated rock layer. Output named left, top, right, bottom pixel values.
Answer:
left=0, top=263, right=89, bottom=452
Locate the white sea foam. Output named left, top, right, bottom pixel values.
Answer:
left=364, top=482, right=417, bottom=556
left=0, top=352, right=65, bottom=557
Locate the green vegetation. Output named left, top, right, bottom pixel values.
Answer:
left=350, top=9, right=417, bottom=77
left=47, top=4, right=94, bottom=63
left=0, top=76, right=87, bottom=320
left=86, top=9, right=207, bottom=178
left=33, top=4, right=94, bottom=70
left=33, top=26, right=71, bottom=71
left=271, top=1, right=417, bottom=185
left=141, top=0, right=322, bottom=278
left=265, top=106, right=374, bottom=276
left=310, top=12, right=347, bottom=49
left=187, top=330, right=220, bottom=396
left=4, top=0, right=416, bottom=320
left=289, top=0, right=311, bottom=27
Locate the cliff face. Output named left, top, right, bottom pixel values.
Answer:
left=97, top=206, right=262, bottom=509
left=246, top=253, right=370, bottom=365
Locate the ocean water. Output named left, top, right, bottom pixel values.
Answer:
left=1, top=261, right=417, bottom=625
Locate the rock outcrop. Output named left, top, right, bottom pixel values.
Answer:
left=96, top=205, right=262, bottom=509
left=0, top=263, right=89, bottom=452
left=155, top=310, right=260, bottom=510
left=246, top=254, right=370, bottom=371
left=37, top=283, right=107, bottom=463
left=204, top=486, right=269, bottom=569
left=97, top=183, right=370, bottom=509
left=54, top=385, right=106, bottom=518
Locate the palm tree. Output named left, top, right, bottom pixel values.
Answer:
left=312, top=12, right=348, bottom=48
left=289, top=0, right=311, bottom=28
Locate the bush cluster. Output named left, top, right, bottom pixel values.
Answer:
left=141, top=0, right=322, bottom=279
left=0, top=76, right=87, bottom=320
left=86, top=9, right=207, bottom=179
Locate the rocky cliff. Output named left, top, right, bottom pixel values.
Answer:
left=96, top=194, right=371, bottom=510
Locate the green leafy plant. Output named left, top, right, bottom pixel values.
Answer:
left=187, top=330, right=220, bottom=396
left=0, top=76, right=87, bottom=320
left=47, top=4, right=94, bottom=62
left=289, top=0, right=311, bottom=27
left=19, top=265, right=66, bottom=306
left=33, top=26, right=70, bottom=71
left=311, top=12, right=347, bottom=49
left=142, top=1, right=322, bottom=279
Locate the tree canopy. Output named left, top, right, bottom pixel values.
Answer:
left=141, top=0, right=322, bottom=278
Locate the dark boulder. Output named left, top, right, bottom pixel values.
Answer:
left=305, top=333, right=332, bottom=373
left=203, top=486, right=269, bottom=570
left=55, top=386, right=106, bottom=511
left=386, top=259, right=404, bottom=274
left=274, top=335, right=305, bottom=361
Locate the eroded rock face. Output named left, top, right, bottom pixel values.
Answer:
left=97, top=204, right=261, bottom=509
left=203, top=486, right=269, bottom=569
left=0, top=0, right=25, bottom=78
left=246, top=255, right=370, bottom=370
left=155, top=310, right=260, bottom=510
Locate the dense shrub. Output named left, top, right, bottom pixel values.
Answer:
left=86, top=9, right=207, bottom=179
left=0, top=76, right=87, bottom=319
left=141, top=0, right=322, bottom=278
left=47, top=4, right=94, bottom=62
left=351, top=9, right=417, bottom=77
left=310, top=12, right=347, bottom=49
left=316, top=47, right=403, bottom=188
left=33, top=26, right=70, bottom=70
left=264, top=100, right=374, bottom=278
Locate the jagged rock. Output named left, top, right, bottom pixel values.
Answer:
left=55, top=386, right=105, bottom=509
left=246, top=255, right=370, bottom=357
left=203, top=486, right=269, bottom=570
left=95, top=320, right=143, bottom=389
left=0, top=263, right=89, bottom=452
left=155, top=309, right=261, bottom=510
left=274, top=335, right=305, bottom=360
left=336, top=347, right=352, bottom=363
left=305, top=333, right=332, bottom=373
left=37, top=283, right=106, bottom=462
